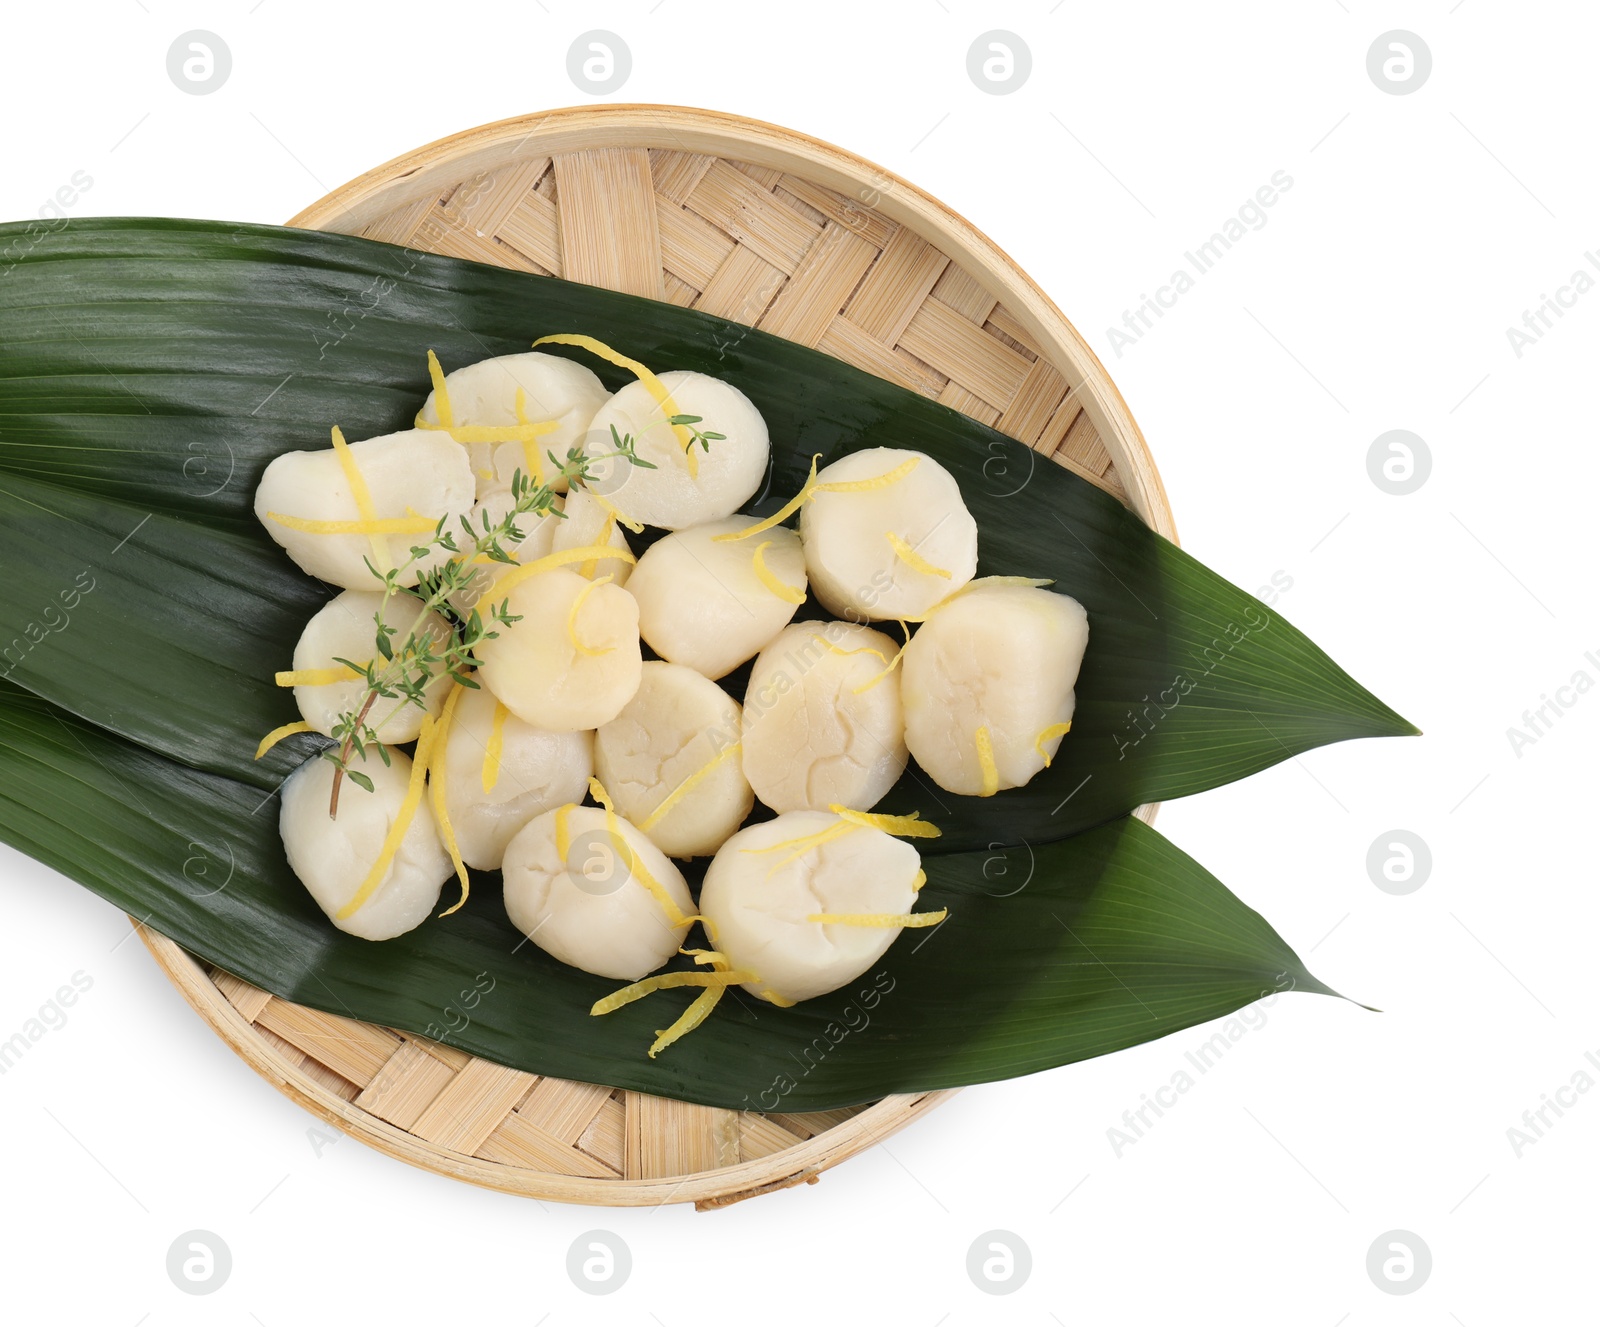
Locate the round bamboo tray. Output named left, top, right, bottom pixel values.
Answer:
left=140, top=105, right=1175, bottom=1208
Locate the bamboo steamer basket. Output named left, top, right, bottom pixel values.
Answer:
left=140, top=105, right=1175, bottom=1208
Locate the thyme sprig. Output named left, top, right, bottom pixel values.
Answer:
left=669, top=412, right=725, bottom=455
left=323, top=433, right=651, bottom=817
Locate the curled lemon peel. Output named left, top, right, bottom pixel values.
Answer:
left=828, top=805, right=942, bottom=839
left=843, top=629, right=908, bottom=694
left=422, top=419, right=561, bottom=448
left=488, top=544, right=636, bottom=600
left=514, top=388, right=548, bottom=487
left=424, top=349, right=455, bottom=431
left=336, top=722, right=438, bottom=921
left=814, top=454, right=921, bottom=493
left=589, top=968, right=754, bottom=1014
left=415, top=357, right=561, bottom=461
left=429, top=685, right=471, bottom=916
left=639, top=740, right=742, bottom=832
left=587, top=776, right=695, bottom=930
left=530, top=334, right=698, bottom=478
left=275, top=661, right=368, bottom=688
left=565, top=574, right=616, bottom=657
left=593, top=948, right=760, bottom=1056
left=266, top=512, right=438, bottom=536
left=329, top=424, right=391, bottom=576
left=744, top=818, right=858, bottom=876
left=741, top=810, right=938, bottom=883
left=758, top=989, right=797, bottom=1008
left=481, top=701, right=509, bottom=793
left=254, top=720, right=313, bottom=760
left=808, top=909, right=948, bottom=928
left=903, top=575, right=1056, bottom=624
left=885, top=530, right=952, bottom=579
left=818, top=639, right=892, bottom=665
left=649, top=984, right=725, bottom=1057
left=975, top=725, right=1000, bottom=798
left=554, top=802, right=574, bottom=860
left=751, top=540, right=806, bottom=604
left=743, top=821, right=852, bottom=854
left=712, top=454, right=923, bottom=548
left=651, top=949, right=733, bottom=1056
left=711, top=455, right=820, bottom=543
left=688, top=913, right=724, bottom=949
left=590, top=490, right=645, bottom=534
left=912, top=868, right=927, bottom=894
left=1034, top=720, right=1073, bottom=767
left=852, top=650, right=906, bottom=694
left=580, top=511, right=616, bottom=580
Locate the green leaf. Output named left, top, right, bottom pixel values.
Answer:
left=0, top=219, right=1413, bottom=854
left=0, top=679, right=1340, bottom=1111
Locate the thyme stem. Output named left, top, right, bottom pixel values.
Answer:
left=322, top=437, right=655, bottom=818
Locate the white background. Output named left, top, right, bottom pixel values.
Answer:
left=1, top=1, right=1594, bottom=1322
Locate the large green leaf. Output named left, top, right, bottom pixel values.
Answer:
left=0, top=218, right=1414, bottom=855
left=0, top=678, right=1337, bottom=1111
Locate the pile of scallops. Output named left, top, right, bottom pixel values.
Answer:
left=253, top=343, right=1089, bottom=1041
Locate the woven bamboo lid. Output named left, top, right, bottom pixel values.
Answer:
left=140, top=104, right=1174, bottom=1208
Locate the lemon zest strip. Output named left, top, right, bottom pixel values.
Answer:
left=588, top=776, right=695, bottom=929
left=429, top=685, right=471, bottom=916
left=643, top=948, right=740, bottom=1057
left=758, top=989, right=797, bottom=1008
left=711, top=456, right=820, bottom=542
left=975, top=725, right=1000, bottom=798
left=901, top=575, right=1056, bottom=624
left=813, top=455, right=921, bottom=493
left=566, top=574, right=615, bottom=657
left=275, top=661, right=368, bottom=688
left=590, top=490, right=645, bottom=534
left=768, top=821, right=855, bottom=875
left=420, top=419, right=561, bottom=447
left=425, top=350, right=455, bottom=430
left=742, top=819, right=854, bottom=854
left=329, top=424, right=391, bottom=576
left=579, top=511, right=616, bottom=579
left=808, top=909, right=948, bottom=928
left=743, top=819, right=858, bottom=875
left=266, top=512, right=438, bottom=536
left=911, top=869, right=927, bottom=894
left=818, top=633, right=903, bottom=692
left=818, top=639, right=892, bottom=664
left=416, top=358, right=560, bottom=464
left=589, top=969, right=756, bottom=1016
left=488, top=544, right=635, bottom=600
left=648, top=984, right=727, bottom=1057
left=687, top=911, right=724, bottom=949
left=1034, top=720, right=1073, bottom=767
left=336, top=721, right=438, bottom=920
left=752, top=540, right=806, bottom=604
left=515, top=388, right=547, bottom=487
left=254, top=721, right=314, bottom=760
left=828, top=805, right=942, bottom=839
left=531, top=334, right=698, bottom=477
left=849, top=637, right=907, bottom=694
left=639, top=741, right=742, bottom=832
left=482, top=702, right=509, bottom=793
left=885, top=530, right=952, bottom=579
left=554, top=802, right=574, bottom=860
left=710, top=454, right=922, bottom=549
